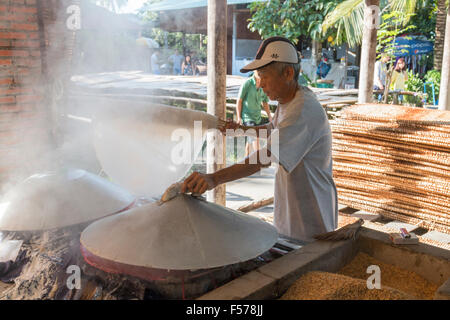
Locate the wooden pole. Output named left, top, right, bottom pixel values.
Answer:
left=358, top=0, right=379, bottom=104
left=207, top=0, right=227, bottom=205
left=438, top=7, right=450, bottom=110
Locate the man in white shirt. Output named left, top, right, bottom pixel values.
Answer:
left=151, top=50, right=161, bottom=75
left=168, top=49, right=184, bottom=75
left=373, top=53, right=390, bottom=90
left=182, top=37, right=338, bottom=243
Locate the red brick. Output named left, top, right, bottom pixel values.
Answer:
left=15, top=94, right=41, bottom=103
left=0, top=59, right=12, bottom=65
left=11, top=6, right=37, bottom=14
left=0, top=40, right=11, bottom=46
left=0, top=102, right=35, bottom=112
left=29, top=50, right=39, bottom=57
left=27, top=32, right=39, bottom=39
left=26, top=0, right=36, bottom=4
left=0, top=32, right=27, bottom=40
left=11, top=0, right=26, bottom=4
left=1, top=13, right=37, bottom=22
left=0, top=77, right=13, bottom=85
left=12, top=39, right=39, bottom=48
left=0, top=96, right=15, bottom=104
left=13, top=57, right=40, bottom=67
left=11, top=23, right=38, bottom=31
left=0, top=86, right=32, bottom=95
left=0, top=50, right=29, bottom=57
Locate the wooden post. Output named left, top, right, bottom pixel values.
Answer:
left=358, top=0, right=380, bottom=104
left=207, top=0, right=227, bottom=205
left=438, top=7, right=450, bottom=110
left=311, top=40, right=320, bottom=81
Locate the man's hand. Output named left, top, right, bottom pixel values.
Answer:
left=181, top=172, right=217, bottom=195
left=218, top=118, right=240, bottom=135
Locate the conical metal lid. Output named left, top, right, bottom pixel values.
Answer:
left=0, top=169, right=135, bottom=231
left=80, top=194, right=278, bottom=270
left=93, top=102, right=218, bottom=198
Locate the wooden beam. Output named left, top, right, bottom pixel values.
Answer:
left=207, top=0, right=227, bottom=205
left=439, top=7, right=450, bottom=110
left=358, top=0, right=379, bottom=104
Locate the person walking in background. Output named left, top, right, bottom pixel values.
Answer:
left=151, top=50, right=161, bottom=75
left=373, top=53, right=390, bottom=101
left=390, top=57, right=408, bottom=103
left=236, top=70, right=272, bottom=157
left=181, top=55, right=196, bottom=76
left=168, top=49, right=184, bottom=75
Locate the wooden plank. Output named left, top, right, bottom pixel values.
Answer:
left=237, top=197, right=274, bottom=213
left=207, top=0, right=227, bottom=205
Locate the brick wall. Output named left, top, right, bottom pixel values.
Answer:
left=0, top=0, right=50, bottom=187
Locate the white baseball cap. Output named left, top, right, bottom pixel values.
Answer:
left=240, top=36, right=299, bottom=73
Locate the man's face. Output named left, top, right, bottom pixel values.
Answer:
left=256, top=65, right=289, bottom=102
left=254, top=71, right=262, bottom=89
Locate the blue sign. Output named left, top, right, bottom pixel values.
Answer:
left=394, top=36, right=434, bottom=56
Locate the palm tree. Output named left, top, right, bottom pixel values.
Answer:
left=435, top=0, right=447, bottom=70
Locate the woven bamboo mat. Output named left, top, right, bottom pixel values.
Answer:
left=333, top=151, right=450, bottom=179
left=332, top=104, right=450, bottom=235
left=333, top=166, right=450, bottom=195
left=338, top=188, right=449, bottom=223
left=338, top=194, right=450, bottom=233
left=335, top=179, right=450, bottom=219
left=338, top=104, right=450, bottom=125
left=332, top=136, right=450, bottom=167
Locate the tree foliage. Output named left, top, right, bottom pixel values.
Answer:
left=139, top=0, right=207, bottom=61
left=247, top=0, right=340, bottom=44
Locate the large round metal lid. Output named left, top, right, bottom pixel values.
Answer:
left=80, top=194, right=278, bottom=270
left=93, top=102, right=218, bottom=198
left=0, top=169, right=135, bottom=231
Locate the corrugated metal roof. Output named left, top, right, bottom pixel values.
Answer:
left=147, top=0, right=266, bottom=12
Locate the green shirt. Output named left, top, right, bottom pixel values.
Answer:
left=238, top=76, right=269, bottom=124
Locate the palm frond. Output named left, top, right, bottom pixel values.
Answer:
left=389, top=0, right=418, bottom=24
left=322, top=0, right=365, bottom=48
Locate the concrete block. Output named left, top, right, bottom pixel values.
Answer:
left=197, top=269, right=276, bottom=300
left=351, top=210, right=380, bottom=221
left=383, top=220, right=419, bottom=232
left=421, top=230, right=450, bottom=244
left=434, top=278, right=450, bottom=300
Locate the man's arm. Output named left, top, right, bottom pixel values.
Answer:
left=182, top=148, right=271, bottom=194
left=262, top=102, right=272, bottom=122
left=220, top=120, right=272, bottom=138
left=236, top=99, right=243, bottom=124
